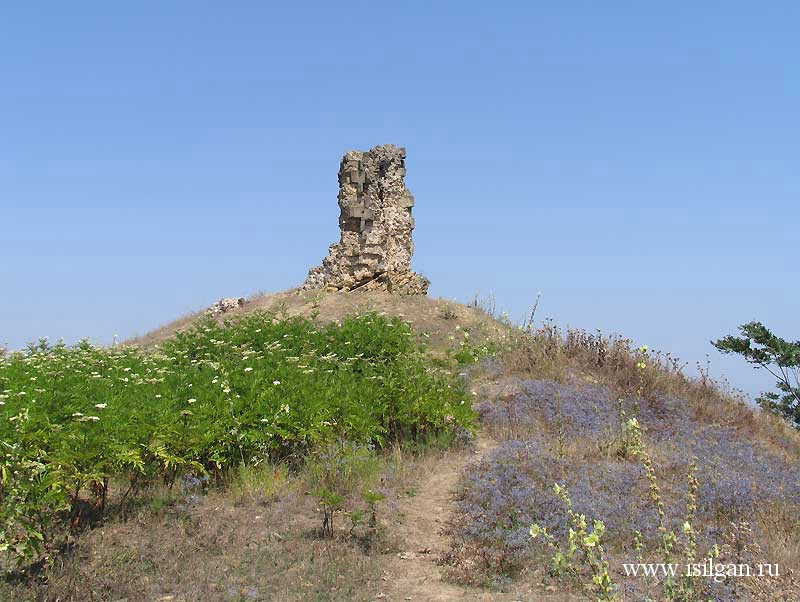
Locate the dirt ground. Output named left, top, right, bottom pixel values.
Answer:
left=127, top=288, right=509, bottom=359
left=376, top=375, right=582, bottom=602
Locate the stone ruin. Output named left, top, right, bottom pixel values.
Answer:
left=206, top=297, right=245, bottom=316
left=303, top=144, right=429, bottom=295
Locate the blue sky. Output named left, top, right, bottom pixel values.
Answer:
left=2, top=2, right=797, bottom=400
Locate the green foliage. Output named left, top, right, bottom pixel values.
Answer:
left=304, top=440, right=382, bottom=539
left=448, top=328, right=500, bottom=365
left=0, top=433, right=69, bottom=565
left=0, top=311, right=474, bottom=568
left=713, top=322, right=800, bottom=426
left=530, top=483, right=615, bottom=600
left=531, top=415, right=706, bottom=601
left=316, top=487, right=345, bottom=538
left=626, top=417, right=705, bottom=601
left=362, top=489, right=385, bottom=531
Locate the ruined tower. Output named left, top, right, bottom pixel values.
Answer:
left=303, top=144, right=429, bottom=294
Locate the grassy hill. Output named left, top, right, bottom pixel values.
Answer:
left=1, top=289, right=798, bottom=601
left=126, top=288, right=506, bottom=353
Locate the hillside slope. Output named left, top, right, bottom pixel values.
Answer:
left=3, top=291, right=799, bottom=602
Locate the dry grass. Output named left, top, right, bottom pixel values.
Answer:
left=754, top=501, right=800, bottom=571
left=1, top=438, right=458, bottom=602
left=501, top=321, right=800, bottom=456
left=126, top=288, right=510, bottom=362
left=456, top=320, right=800, bottom=600
left=4, top=491, right=381, bottom=602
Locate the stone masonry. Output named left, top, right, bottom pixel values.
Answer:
left=206, top=297, right=245, bottom=316
left=303, top=144, right=429, bottom=294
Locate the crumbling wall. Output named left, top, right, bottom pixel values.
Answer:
left=303, top=144, right=429, bottom=294
left=206, top=297, right=245, bottom=316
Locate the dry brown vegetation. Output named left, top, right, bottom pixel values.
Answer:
left=445, top=319, right=800, bottom=601
left=502, top=321, right=800, bottom=461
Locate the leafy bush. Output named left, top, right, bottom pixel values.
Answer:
left=0, top=311, right=474, bottom=569
left=714, top=322, right=800, bottom=426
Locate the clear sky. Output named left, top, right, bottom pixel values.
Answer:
left=2, top=2, right=797, bottom=401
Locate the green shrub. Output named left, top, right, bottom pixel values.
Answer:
left=0, top=311, right=474, bottom=569
left=713, top=322, right=800, bottom=426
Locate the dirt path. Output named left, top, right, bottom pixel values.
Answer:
left=380, top=434, right=498, bottom=602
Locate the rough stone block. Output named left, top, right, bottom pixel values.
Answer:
left=302, top=144, right=428, bottom=295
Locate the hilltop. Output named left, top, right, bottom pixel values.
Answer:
left=3, top=288, right=799, bottom=602
left=128, top=287, right=508, bottom=357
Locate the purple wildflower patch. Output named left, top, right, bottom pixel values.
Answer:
left=452, top=378, right=800, bottom=586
